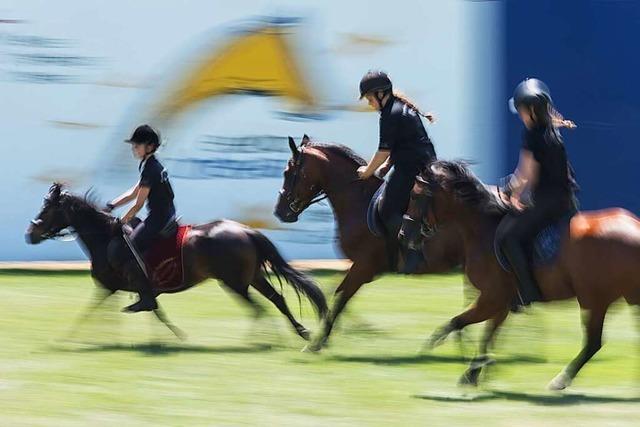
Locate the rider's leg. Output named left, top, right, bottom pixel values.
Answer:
left=496, top=212, right=543, bottom=306
left=398, top=192, right=430, bottom=274
left=122, top=219, right=159, bottom=312
left=378, top=169, right=412, bottom=272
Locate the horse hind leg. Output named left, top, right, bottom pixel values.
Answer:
left=252, top=274, right=311, bottom=341
left=222, top=279, right=265, bottom=320
left=548, top=306, right=607, bottom=390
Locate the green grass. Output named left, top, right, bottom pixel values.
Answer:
left=0, top=270, right=639, bottom=426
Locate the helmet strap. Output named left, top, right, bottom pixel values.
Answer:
left=376, top=90, right=390, bottom=108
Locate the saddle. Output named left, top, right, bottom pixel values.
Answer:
left=366, top=181, right=387, bottom=238
left=494, top=213, right=575, bottom=272
left=122, top=216, right=179, bottom=239
left=122, top=216, right=189, bottom=291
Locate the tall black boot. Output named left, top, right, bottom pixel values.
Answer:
left=401, top=243, right=424, bottom=275
left=398, top=214, right=426, bottom=275
left=381, top=212, right=407, bottom=272
left=503, top=240, right=542, bottom=308
left=122, top=259, right=157, bottom=313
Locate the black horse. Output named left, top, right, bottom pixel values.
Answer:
left=26, top=183, right=327, bottom=340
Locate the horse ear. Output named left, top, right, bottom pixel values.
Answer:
left=288, top=136, right=299, bottom=158
left=301, top=134, right=310, bottom=145
left=50, top=182, right=62, bottom=199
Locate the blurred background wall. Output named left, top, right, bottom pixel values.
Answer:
left=3, top=0, right=637, bottom=261
left=504, top=0, right=640, bottom=213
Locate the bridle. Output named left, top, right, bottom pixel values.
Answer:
left=31, top=195, right=80, bottom=241
left=279, top=146, right=328, bottom=214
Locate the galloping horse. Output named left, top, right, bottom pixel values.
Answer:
left=402, top=160, right=640, bottom=389
left=26, top=183, right=327, bottom=340
left=274, top=136, right=464, bottom=351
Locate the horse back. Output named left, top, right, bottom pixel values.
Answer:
left=570, top=208, right=640, bottom=242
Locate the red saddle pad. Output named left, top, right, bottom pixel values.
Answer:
left=144, top=225, right=191, bottom=292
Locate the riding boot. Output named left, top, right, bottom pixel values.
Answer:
left=122, top=259, right=158, bottom=312
left=401, top=245, right=424, bottom=275
left=382, top=214, right=404, bottom=272
left=384, top=235, right=400, bottom=272
left=503, top=240, right=543, bottom=308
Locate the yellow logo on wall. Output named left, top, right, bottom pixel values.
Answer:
left=155, top=22, right=316, bottom=122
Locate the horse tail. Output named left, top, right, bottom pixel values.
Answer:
left=248, top=230, right=328, bottom=320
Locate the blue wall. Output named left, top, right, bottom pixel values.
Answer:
left=505, top=0, right=640, bottom=212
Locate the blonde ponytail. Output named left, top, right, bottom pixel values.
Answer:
left=550, top=106, right=577, bottom=129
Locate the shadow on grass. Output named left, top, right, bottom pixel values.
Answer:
left=330, top=353, right=546, bottom=366
left=414, top=389, right=640, bottom=405
left=50, top=342, right=275, bottom=356
left=0, top=269, right=89, bottom=277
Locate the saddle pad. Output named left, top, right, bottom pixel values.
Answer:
left=144, top=225, right=191, bottom=292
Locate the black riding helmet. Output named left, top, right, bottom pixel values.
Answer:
left=359, top=70, right=392, bottom=99
left=508, top=78, right=553, bottom=114
left=124, top=124, right=161, bottom=148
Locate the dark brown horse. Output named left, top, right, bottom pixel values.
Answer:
left=274, top=136, right=464, bottom=351
left=26, top=183, right=327, bottom=340
left=403, top=160, right=640, bottom=389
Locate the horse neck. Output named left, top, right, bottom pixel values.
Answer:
left=444, top=201, right=500, bottom=250
left=315, top=152, right=379, bottom=229
left=66, top=202, right=114, bottom=257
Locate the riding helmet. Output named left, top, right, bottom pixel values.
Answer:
left=508, top=78, right=553, bottom=114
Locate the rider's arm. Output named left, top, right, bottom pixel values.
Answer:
left=108, top=183, right=139, bottom=209
left=359, top=150, right=390, bottom=179
left=511, top=149, right=538, bottom=202
left=121, top=185, right=150, bottom=223
left=359, top=106, right=396, bottom=179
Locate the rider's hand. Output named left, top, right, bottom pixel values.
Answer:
left=103, top=202, right=115, bottom=213
left=357, top=166, right=370, bottom=180
left=374, top=164, right=392, bottom=179
left=510, top=196, right=525, bottom=211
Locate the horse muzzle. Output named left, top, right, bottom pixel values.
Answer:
left=25, top=219, right=44, bottom=244
left=274, top=207, right=299, bottom=223
left=274, top=191, right=301, bottom=223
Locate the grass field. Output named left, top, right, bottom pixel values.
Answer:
left=0, top=269, right=639, bottom=426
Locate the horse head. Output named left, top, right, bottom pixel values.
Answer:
left=274, top=135, right=327, bottom=223
left=26, top=183, right=74, bottom=244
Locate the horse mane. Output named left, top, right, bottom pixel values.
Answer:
left=307, top=142, right=367, bottom=166
left=62, top=189, right=115, bottom=231
left=431, top=160, right=506, bottom=216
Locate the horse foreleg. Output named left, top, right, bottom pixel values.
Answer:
left=458, top=308, right=508, bottom=386
left=152, top=306, right=187, bottom=341
left=63, top=288, right=114, bottom=340
left=425, top=290, right=506, bottom=351
left=304, top=259, right=378, bottom=352
left=548, top=307, right=607, bottom=391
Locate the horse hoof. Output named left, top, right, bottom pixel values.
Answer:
left=458, top=369, right=480, bottom=387
left=298, top=328, right=311, bottom=341
left=301, top=342, right=322, bottom=353
left=426, top=335, right=445, bottom=350
left=547, top=371, right=572, bottom=391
